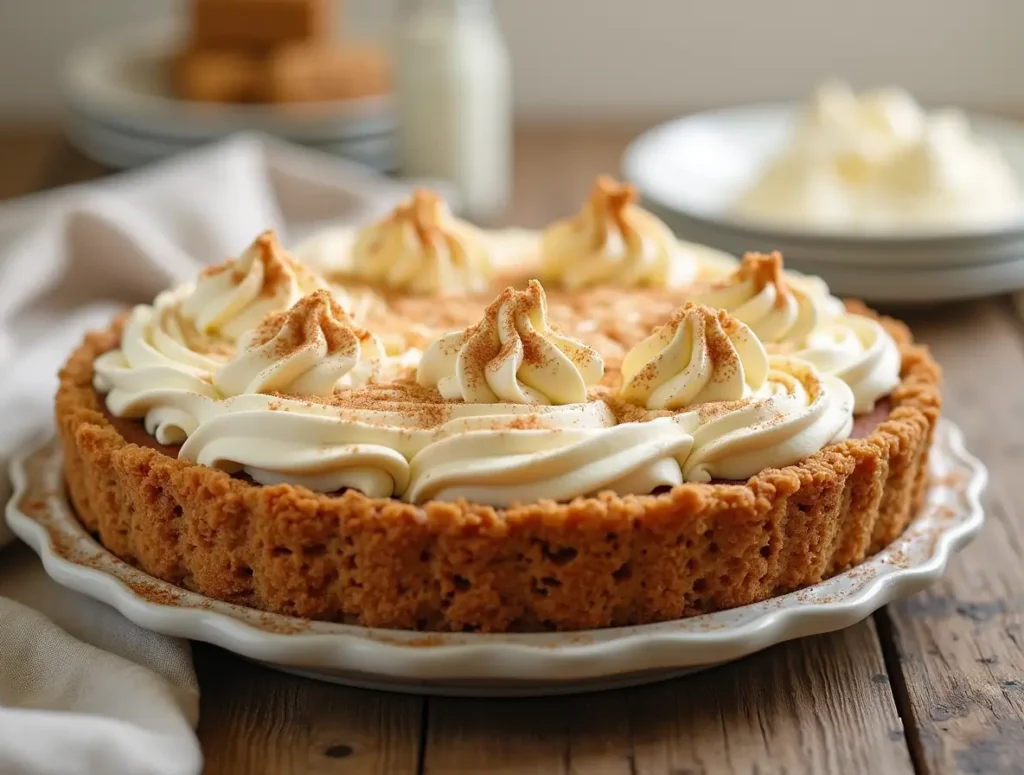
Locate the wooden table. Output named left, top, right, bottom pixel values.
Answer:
left=3, top=126, right=1022, bottom=775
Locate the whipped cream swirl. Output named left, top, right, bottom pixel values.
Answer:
left=181, top=230, right=326, bottom=341
left=214, top=291, right=386, bottom=398
left=351, top=190, right=492, bottom=295
left=619, top=303, right=768, bottom=410
left=404, top=403, right=693, bottom=506
left=178, top=398, right=413, bottom=498
left=869, top=110, right=1022, bottom=226
left=679, top=356, right=854, bottom=482
left=734, top=81, right=1021, bottom=230
left=94, top=227, right=865, bottom=506
left=417, top=280, right=604, bottom=405
left=176, top=394, right=650, bottom=502
left=693, top=252, right=827, bottom=344
left=541, top=176, right=694, bottom=290
left=693, top=252, right=900, bottom=412
left=791, top=314, right=901, bottom=413
left=93, top=289, right=223, bottom=444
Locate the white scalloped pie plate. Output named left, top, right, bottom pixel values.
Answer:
left=6, top=420, right=985, bottom=696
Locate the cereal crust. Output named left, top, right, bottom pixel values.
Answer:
left=56, top=303, right=940, bottom=632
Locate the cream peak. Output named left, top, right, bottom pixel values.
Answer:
left=619, top=302, right=769, bottom=410
left=417, top=279, right=604, bottom=405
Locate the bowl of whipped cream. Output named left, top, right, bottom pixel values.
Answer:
left=623, top=82, right=1024, bottom=301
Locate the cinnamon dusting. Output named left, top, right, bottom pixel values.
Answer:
left=400, top=190, right=452, bottom=258
left=250, top=290, right=371, bottom=359
left=252, top=231, right=294, bottom=298
left=587, top=175, right=641, bottom=244
left=317, top=382, right=455, bottom=429
left=199, top=230, right=313, bottom=301
left=371, top=189, right=475, bottom=269
left=717, top=252, right=791, bottom=309
left=445, top=280, right=601, bottom=393
left=505, top=415, right=547, bottom=430
left=629, top=304, right=743, bottom=393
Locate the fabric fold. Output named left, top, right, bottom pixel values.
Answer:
left=0, top=135, right=413, bottom=775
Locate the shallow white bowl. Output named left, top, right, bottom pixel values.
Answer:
left=623, top=103, right=1024, bottom=247
left=63, top=24, right=395, bottom=170
left=5, top=421, right=985, bottom=696
left=623, top=104, right=1024, bottom=301
left=66, top=109, right=396, bottom=172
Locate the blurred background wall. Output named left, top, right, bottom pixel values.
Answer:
left=1, top=0, right=1023, bottom=123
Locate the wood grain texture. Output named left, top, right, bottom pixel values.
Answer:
left=630, top=619, right=913, bottom=775
left=194, top=644, right=424, bottom=775
left=881, top=300, right=1024, bottom=775
left=422, top=620, right=912, bottom=774
left=0, top=128, right=62, bottom=202
left=424, top=688, right=634, bottom=775
left=36, top=136, right=111, bottom=190
left=506, top=123, right=642, bottom=227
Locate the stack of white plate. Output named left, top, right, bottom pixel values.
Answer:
left=623, top=104, right=1024, bottom=303
left=63, top=25, right=396, bottom=172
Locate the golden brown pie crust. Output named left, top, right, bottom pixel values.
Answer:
left=55, top=302, right=940, bottom=632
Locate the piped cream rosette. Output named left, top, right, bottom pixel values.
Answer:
left=350, top=189, right=492, bottom=296
left=691, top=252, right=900, bottom=412
left=402, top=403, right=694, bottom=507
left=93, top=230, right=327, bottom=443
left=180, top=292, right=420, bottom=496
left=676, top=356, right=855, bottom=482
left=416, top=279, right=604, bottom=405
left=692, top=251, right=825, bottom=344
left=408, top=280, right=694, bottom=505
left=122, top=285, right=407, bottom=498
left=92, top=286, right=224, bottom=444
left=214, top=290, right=386, bottom=397
left=540, top=176, right=697, bottom=290
left=618, top=303, right=769, bottom=409
left=181, top=230, right=331, bottom=341
left=613, top=303, right=855, bottom=482
left=95, top=247, right=861, bottom=506
left=788, top=315, right=902, bottom=414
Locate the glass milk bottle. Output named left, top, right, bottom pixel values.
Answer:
left=396, top=0, right=512, bottom=223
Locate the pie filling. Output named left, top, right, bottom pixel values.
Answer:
left=89, top=183, right=905, bottom=508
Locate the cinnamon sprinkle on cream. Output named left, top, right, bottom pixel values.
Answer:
left=251, top=290, right=370, bottom=359
left=714, top=251, right=790, bottom=309
left=348, top=188, right=494, bottom=296
left=198, top=229, right=314, bottom=301
left=588, top=175, right=641, bottom=244
left=417, top=279, right=604, bottom=404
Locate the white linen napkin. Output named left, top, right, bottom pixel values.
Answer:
left=0, top=134, right=414, bottom=775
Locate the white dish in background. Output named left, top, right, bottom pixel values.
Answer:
left=63, top=23, right=395, bottom=170
left=6, top=422, right=985, bottom=697
left=66, top=109, right=397, bottom=172
left=623, top=105, right=1024, bottom=302
left=651, top=205, right=1024, bottom=303
left=624, top=104, right=1024, bottom=245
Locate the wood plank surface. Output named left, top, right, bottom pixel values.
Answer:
left=424, top=620, right=913, bottom=775
left=3, top=126, right=1020, bottom=775
left=880, top=300, right=1024, bottom=775
left=0, top=128, right=63, bottom=202
left=630, top=621, right=913, bottom=775
left=194, top=644, right=424, bottom=775
left=424, top=683, right=635, bottom=775
left=508, top=124, right=640, bottom=227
